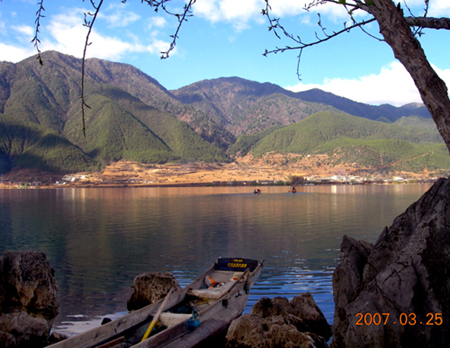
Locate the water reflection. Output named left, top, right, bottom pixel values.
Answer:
left=0, top=184, right=432, bottom=334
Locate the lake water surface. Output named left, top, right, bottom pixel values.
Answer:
left=0, top=184, right=432, bottom=335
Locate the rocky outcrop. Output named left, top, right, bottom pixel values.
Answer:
left=332, top=176, right=450, bottom=347
left=226, top=293, right=331, bottom=348
left=0, top=251, right=59, bottom=348
left=127, top=272, right=181, bottom=311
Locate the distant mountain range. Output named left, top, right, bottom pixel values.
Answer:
left=0, top=51, right=448, bottom=176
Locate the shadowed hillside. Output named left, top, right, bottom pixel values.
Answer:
left=0, top=51, right=446, bottom=177
left=0, top=52, right=230, bottom=174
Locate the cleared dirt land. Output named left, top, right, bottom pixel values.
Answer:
left=0, top=153, right=433, bottom=189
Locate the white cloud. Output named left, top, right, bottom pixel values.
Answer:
left=193, top=0, right=263, bottom=30
left=284, top=61, right=435, bottom=106
left=100, top=10, right=141, bottom=28
left=0, top=7, right=174, bottom=63
left=191, top=0, right=441, bottom=30
left=193, top=0, right=366, bottom=30
left=100, top=2, right=141, bottom=28
left=11, top=25, right=34, bottom=37
left=0, top=43, right=35, bottom=63
left=147, top=16, right=168, bottom=29
left=427, top=0, right=450, bottom=17
left=273, top=0, right=351, bottom=21
left=146, top=38, right=173, bottom=56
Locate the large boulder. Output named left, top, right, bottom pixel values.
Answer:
left=332, top=176, right=450, bottom=347
left=0, top=251, right=59, bottom=348
left=127, top=272, right=181, bottom=311
left=226, top=294, right=331, bottom=348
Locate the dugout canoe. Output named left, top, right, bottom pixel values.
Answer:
left=47, top=257, right=263, bottom=348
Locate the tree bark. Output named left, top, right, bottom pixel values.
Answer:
left=405, top=16, right=450, bottom=30
left=367, top=0, right=450, bottom=155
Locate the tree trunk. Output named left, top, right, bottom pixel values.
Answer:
left=367, top=0, right=450, bottom=155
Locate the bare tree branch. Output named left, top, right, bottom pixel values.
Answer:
left=30, top=0, right=450, bottom=136
left=262, top=0, right=377, bottom=79
left=405, top=17, right=450, bottom=30
left=32, top=0, right=196, bottom=135
left=81, top=0, right=104, bottom=137
left=140, top=0, right=197, bottom=59
left=262, top=0, right=448, bottom=80
left=31, top=0, right=45, bottom=66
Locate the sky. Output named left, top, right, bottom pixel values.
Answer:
left=1, top=0, right=450, bottom=107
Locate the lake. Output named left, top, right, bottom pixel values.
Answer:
left=0, top=183, right=432, bottom=335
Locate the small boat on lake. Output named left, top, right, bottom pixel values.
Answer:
left=291, top=187, right=297, bottom=193
left=253, top=189, right=261, bottom=194
left=48, top=258, right=263, bottom=348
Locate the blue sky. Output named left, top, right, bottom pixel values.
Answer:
left=1, top=0, right=450, bottom=106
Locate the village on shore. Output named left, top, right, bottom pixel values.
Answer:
left=0, top=160, right=440, bottom=189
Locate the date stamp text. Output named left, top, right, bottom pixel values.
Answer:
left=355, top=313, right=443, bottom=326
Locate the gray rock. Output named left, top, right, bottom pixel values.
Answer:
left=0, top=251, right=59, bottom=348
left=127, top=272, right=181, bottom=311
left=226, top=294, right=331, bottom=348
left=332, top=176, right=450, bottom=348
left=46, top=331, right=68, bottom=345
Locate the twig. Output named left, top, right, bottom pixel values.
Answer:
left=31, top=0, right=45, bottom=65
left=80, top=0, right=104, bottom=137
left=141, top=0, right=197, bottom=59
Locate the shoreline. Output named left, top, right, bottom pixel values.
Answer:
left=0, top=178, right=438, bottom=190
left=0, top=160, right=440, bottom=190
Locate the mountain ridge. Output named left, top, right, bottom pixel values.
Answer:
left=0, top=51, right=231, bottom=173
left=171, top=77, right=431, bottom=130
left=0, top=51, right=447, bottom=178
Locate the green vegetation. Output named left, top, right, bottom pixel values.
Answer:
left=247, top=112, right=449, bottom=172
left=0, top=115, right=98, bottom=173
left=83, top=85, right=230, bottom=163
left=171, top=77, right=344, bottom=136
left=393, top=115, right=437, bottom=130
left=228, top=125, right=284, bottom=156
left=252, top=112, right=442, bottom=155
left=288, top=175, right=305, bottom=185
left=0, top=64, right=230, bottom=174
left=0, top=52, right=447, bottom=176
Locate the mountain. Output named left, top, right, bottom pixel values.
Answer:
left=0, top=114, right=97, bottom=173
left=0, top=51, right=230, bottom=174
left=170, top=77, right=344, bottom=136
left=294, top=89, right=431, bottom=122
left=0, top=51, right=447, bottom=177
left=170, top=77, right=432, bottom=134
left=244, top=112, right=448, bottom=173
left=65, top=84, right=229, bottom=163
left=227, top=125, right=284, bottom=157
left=82, top=56, right=235, bottom=150
left=393, top=115, right=437, bottom=130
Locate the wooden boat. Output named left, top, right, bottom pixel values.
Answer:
left=48, top=258, right=263, bottom=348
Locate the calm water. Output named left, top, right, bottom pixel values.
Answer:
left=0, top=184, right=432, bottom=335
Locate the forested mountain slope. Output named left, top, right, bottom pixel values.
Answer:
left=243, top=112, right=448, bottom=173
left=171, top=77, right=431, bottom=135
left=0, top=51, right=229, bottom=174
left=0, top=51, right=445, bottom=176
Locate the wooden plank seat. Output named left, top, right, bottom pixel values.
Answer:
left=187, top=271, right=245, bottom=300
left=159, top=313, right=192, bottom=327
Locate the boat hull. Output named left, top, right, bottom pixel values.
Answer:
left=47, top=258, right=263, bottom=348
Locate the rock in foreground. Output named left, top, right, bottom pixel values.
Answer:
left=127, top=272, right=181, bottom=311
left=332, top=176, right=450, bottom=347
left=226, top=293, right=331, bottom=348
left=0, top=251, right=59, bottom=348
